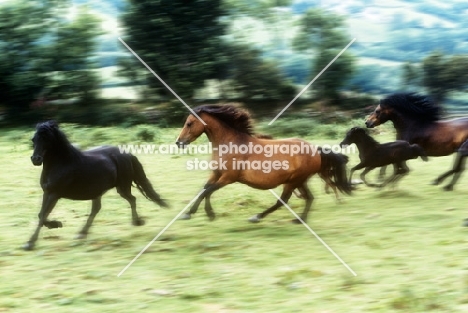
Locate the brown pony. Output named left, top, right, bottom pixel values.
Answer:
left=175, top=105, right=351, bottom=223
left=365, top=93, right=468, bottom=190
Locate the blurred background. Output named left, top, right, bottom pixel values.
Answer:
left=1, top=0, right=468, bottom=127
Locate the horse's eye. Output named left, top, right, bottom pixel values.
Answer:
left=187, top=122, right=193, bottom=127
left=375, top=110, right=381, bottom=115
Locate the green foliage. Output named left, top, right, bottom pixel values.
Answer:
left=422, top=51, right=468, bottom=104
left=401, top=62, right=421, bottom=90
left=135, top=126, right=157, bottom=142
left=0, top=0, right=52, bottom=118
left=121, top=0, right=227, bottom=99
left=45, top=5, right=103, bottom=105
left=226, top=44, right=296, bottom=100
left=0, top=0, right=102, bottom=121
left=293, top=8, right=356, bottom=102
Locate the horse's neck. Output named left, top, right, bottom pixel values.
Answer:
left=355, top=136, right=379, bottom=155
left=391, top=113, right=427, bottom=141
left=204, top=118, right=247, bottom=145
left=47, top=143, right=82, bottom=164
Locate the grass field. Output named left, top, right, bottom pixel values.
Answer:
left=1, top=123, right=468, bottom=313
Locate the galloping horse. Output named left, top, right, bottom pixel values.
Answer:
left=175, top=105, right=351, bottom=223
left=365, top=93, right=468, bottom=191
left=25, top=121, right=168, bottom=250
left=340, top=127, right=427, bottom=188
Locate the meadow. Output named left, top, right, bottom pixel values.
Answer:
left=0, top=121, right=467, bottom=313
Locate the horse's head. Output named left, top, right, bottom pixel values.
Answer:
left=31, top=120, right=60, bottom=166
left=340, top=127, right=367, bottom=147
left=365, top=103, right=391, bottom=128
left=175, top=114, right=206, bottom=148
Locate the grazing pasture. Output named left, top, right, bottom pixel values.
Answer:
left=0, top=124, right=467, bottom=312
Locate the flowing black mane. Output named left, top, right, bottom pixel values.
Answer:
left=194, top=104, right=254, bottom=135
left=35, top=121, right=80, bottom=158
left=380, top=93, right=441, bottom=122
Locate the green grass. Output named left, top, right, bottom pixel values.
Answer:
left=1, top=123, right=468, bottom=312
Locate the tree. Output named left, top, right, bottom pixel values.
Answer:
left=0, top=1, right=52, bottom=118
left=226, top=44, right=296, bottom=100
left=0, top=0, right=102, bottom=121
left=421, top=51, right=468, bottom=104
left=293, top=8, right=355, bottom=102
left=120, top=0, right=227, bottom=99
left=401, top=61, right=421, bottom=91
left=45, top=5, right=102, bottom=104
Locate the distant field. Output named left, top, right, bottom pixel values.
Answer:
left=1, top=124, right=468, bottom=312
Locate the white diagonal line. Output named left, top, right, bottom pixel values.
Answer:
left=269, top=38, right=356, bottom=125
left=268, top=189, right=357, bottom=276
left=118, top=37, right=207, bottom=125
left=118, top=189, right=206, bottom=277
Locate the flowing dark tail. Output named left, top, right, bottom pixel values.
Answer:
left=319, top=149, right=352, bottom=195
left=411, top=144, right=428, bottom=161
left=131, top=156, right=169, bottom=207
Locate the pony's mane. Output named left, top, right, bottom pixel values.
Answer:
left=193, top=104, right=254, bottom=135
left=380, top=93, right=441, bottom=122
left=36, top=121, right=80, bottom=155
left=349, top=127, right=380, bottom=146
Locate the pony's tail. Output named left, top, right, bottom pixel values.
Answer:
left=411, top=144, right=428, bottom=162
left=319, top=148, right=352, bottom=195
left=131, top=156, right=169, bottom=208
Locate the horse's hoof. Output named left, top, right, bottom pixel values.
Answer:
left=248, top=215, right=262, bottom=223
left=179, top=213, right=191, bottom=220
left=75, top=233, right=87, bottom=240
left=45, top=220, right=63, bottom=229
left=23, top=242, right=34, bottom=251
left=443, top=185, right=454, bottom=191
left=431, top=179, right=440, bottom=186
left=291, top=218, right=305, bottom=224
left=207, top=215, right=216, bottom=221
left=462, top=219, right=468, bottom=227
left=133, top=218, right=145, bottom=226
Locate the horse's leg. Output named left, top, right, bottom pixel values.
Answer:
left=203, top=192, right=217, bottom=221
left=248, top=184, right=294, bottom=223
left=378, top=166, right=387, bottom=182
left=390, top=162, right=409, bottom=188
left=377, top=163, right=400, bottom=188
left=76, top=197, right=102, bottom=239
left=324, top=178, right=341, bottom=203
left=179, top=174, right=219, bottom=220
left=443, top=141, right=468, bottom=191
left=23, top=193, right=59, bottom=251
left=292, top=183, right=314, bottom=224
left=349, top=163, right=365, bottom=184
left=360, top=167, right=377, bottom=187
left=117, top=187, right=144, bottom=226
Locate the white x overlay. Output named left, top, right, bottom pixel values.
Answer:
left=269, top=38, right=356, bottom=125
left=118, top=36, right=357, bottom=277
left=118, top=37, right=206, bottom=125
left=269, top=189, right=357, bottom=276
left=118, top=189, right=206, bottom=277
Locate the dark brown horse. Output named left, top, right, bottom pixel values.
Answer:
left=365, top=93, right=468, bottom=190
left=175, top=105, right=351, bottom=223
left=340, top=127, right=427, bottom=188
left=25, top=121, right=168, bottom=250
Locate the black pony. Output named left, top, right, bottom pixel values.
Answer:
left=340, top=127, right=428, bottom=188
left=25, top=121, right=168, bottom=250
